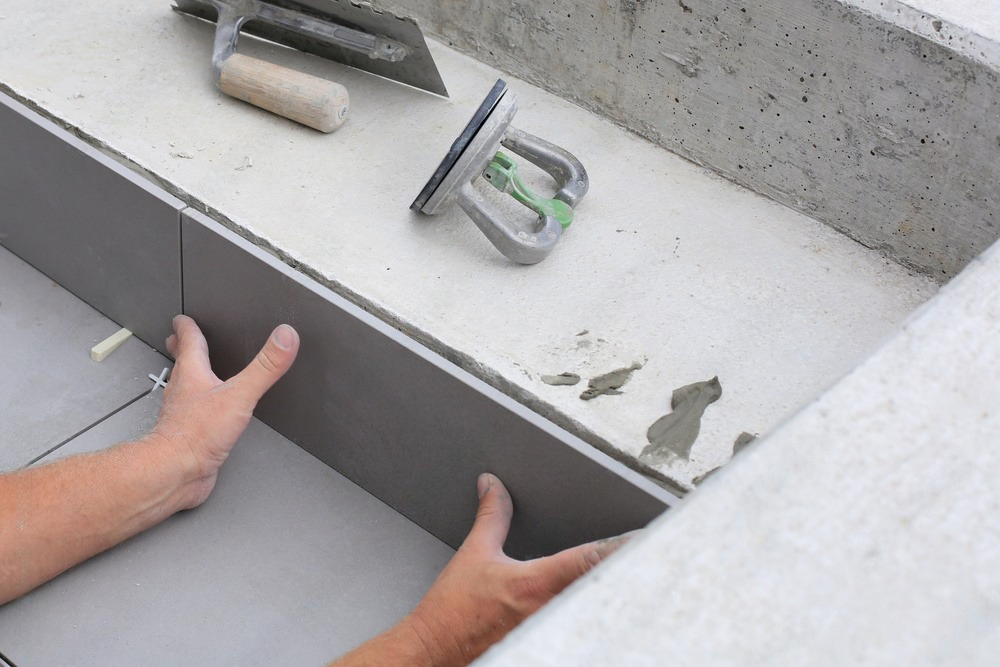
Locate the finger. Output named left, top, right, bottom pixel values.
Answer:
left=225, top=324, right=300, bottom=404
left=529, top=531, right=639, bottom=595
left=166, top=334, right=178, bottom=358
left=169, top=315, right=215, bottom=377
left=462, top=473, right=514, bottom=556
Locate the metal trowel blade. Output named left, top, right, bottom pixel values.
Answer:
left=174, top=0, right=448, bottom=97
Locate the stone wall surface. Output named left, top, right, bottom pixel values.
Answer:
left=382, top=0, right=1000, bottom=279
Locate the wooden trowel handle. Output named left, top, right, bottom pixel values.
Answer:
left=219, top=54, right=349, bottom=133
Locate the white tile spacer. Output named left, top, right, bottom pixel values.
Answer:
left=90, top=328, right=133, bottom=362
left=148, top=367, right=171, bottom=394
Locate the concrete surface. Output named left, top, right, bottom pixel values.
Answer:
left=867, top=0, right=1000, bottom=64
left=0, top=0, right=938, bottom=490
left=476, top=235, right=1000, bottom=666
left=2, top=1, right=998, bottom=664
left=385, top=0, right=1000, bottom=278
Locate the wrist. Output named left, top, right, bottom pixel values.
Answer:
left=328, top=611, right=449, bottom=667
left=401, top=604, right=468, bottom=667
left=140, top=432, right=213, bottom=511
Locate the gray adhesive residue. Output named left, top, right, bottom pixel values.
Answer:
left=542, top=372, right=581, bottom=386
left=733, top=431, right=757, bottom=454
left=692, top=430, right=756, bottom=485
left=580, top=362, right=643, bottom=400
left=641, top=377, right=722, bottom=464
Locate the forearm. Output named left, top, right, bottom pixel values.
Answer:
left=0, top=436, right=198, bottom=604
left=329, top=614, right=446, bottom=667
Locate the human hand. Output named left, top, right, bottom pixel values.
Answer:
left=152, top=315, right=299, bottom=509
left=400, top=474, right=633, bottom=666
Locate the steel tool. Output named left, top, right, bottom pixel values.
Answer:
left=173, top=0, right=447, bottom=132
left=411, top=80, right=589, bottom=264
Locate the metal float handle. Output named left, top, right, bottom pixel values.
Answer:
left=501, top=127, right=590, bottom=207
left=455, top=183, right=563, bottom=265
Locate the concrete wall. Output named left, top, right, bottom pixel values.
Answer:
left=383, top=0, right=1000, bottom=279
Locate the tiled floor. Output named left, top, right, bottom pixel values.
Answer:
left=0, top=246, right=166, bottom=470
left=0, top=246, right=453, bottom=665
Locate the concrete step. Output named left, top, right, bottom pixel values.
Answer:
left=388, top=0, right=1000, bottom=279
left=0, top=0, right=939, bottom=492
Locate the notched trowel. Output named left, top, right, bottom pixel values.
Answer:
left=172, top=0, right=448, bottom=132
left=411, top=80, right=589, bottom=264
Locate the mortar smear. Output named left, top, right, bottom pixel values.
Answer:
left=580, top=362, right=643, bottom=400
left=733, top=431, right=757, bottom=454
left=641, top=377, right=722, bottom=464
left=692, top=431, right=757, bottom=485
left=542, top=372, right=581, bottom=386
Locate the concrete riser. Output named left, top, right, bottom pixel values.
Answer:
left=385, top=0, right=1000, bottom=279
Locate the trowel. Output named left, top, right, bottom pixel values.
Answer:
left=172, top=0, right=447, bottom=132
left=411, top=80, right=589, bottom=264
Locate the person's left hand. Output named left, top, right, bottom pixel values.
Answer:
left=342, top=474, right=635, bottom=667
left=152, top=315, right=300, bottom=509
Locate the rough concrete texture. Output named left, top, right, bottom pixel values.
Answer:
left=863, top=0, right=1000, bottom=65
left=381, top=0, right=1000, bottom=279
left=0, top=0, right=936, bottom=491
left=476, top=237, right=1000, bottom=665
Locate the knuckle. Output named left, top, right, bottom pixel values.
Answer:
left=475, top=504, right=500, bottom=522
left=255, top=347, right=281, bottom=374
left=508, top=572, right=550, bottom=612
left=579, top=548, right=603, bottom=573
left=476, top=500, right=513, bottom=524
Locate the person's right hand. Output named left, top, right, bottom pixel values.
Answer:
left=152, top=315, right=300, bottom=510
left=0, top=316, right=299, bottom=606
left=333, top=473, right=634, bottom=666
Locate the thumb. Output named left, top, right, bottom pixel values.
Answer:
left=530, top=531, right=638, bottom=595
left=462, top=473, right=514, bottom=556
left=226, top=324, right=300, bottom=404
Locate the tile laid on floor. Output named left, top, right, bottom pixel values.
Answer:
left=0, top=393, right=454, bottom=666
left=0, top=246, right=169, bottom=471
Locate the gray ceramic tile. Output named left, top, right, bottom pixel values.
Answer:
left=0, top=394, right=453, bottom=666
left=0, top=246, right=170, bottom=471
left=182, top=210, right=674, bottom=559
left=0, top=93, right=183, bottom=354
left=41, top=390, right=167, bottom=460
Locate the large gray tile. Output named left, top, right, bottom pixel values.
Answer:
left=182, top=210, right=674, bottom=559
left=0, top=394, right=453, bottom=666
left=0, top=246, right=169, bottom=471
left=0, top=93, right=183, bottom=353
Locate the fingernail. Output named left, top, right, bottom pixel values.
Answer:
left=273, top=324, right=295, bottom=350
left=477, top=473, right=492, bottom=499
